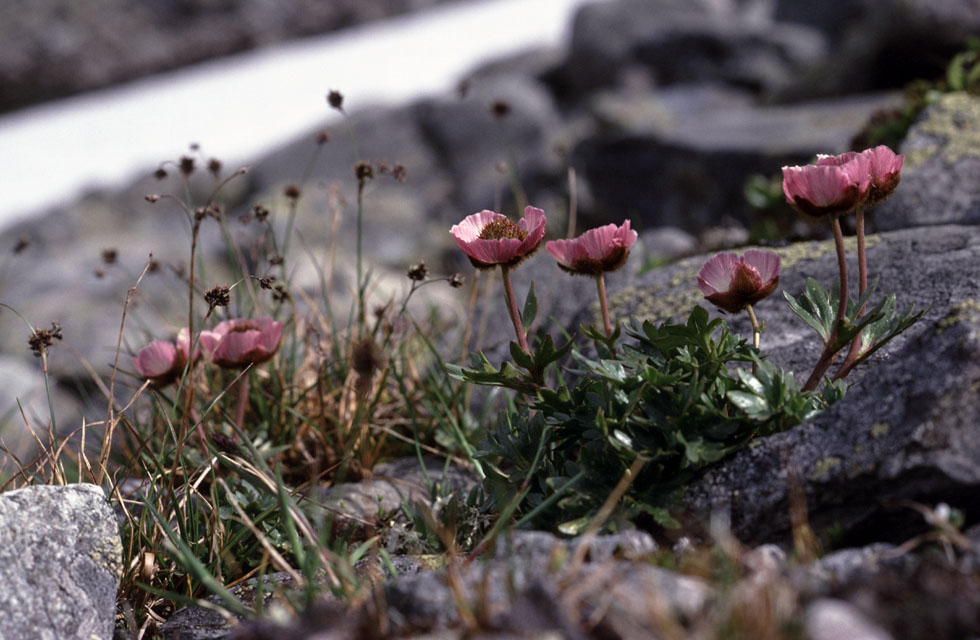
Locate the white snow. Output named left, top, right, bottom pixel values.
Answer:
left=0, top=0, right=603, bottom=231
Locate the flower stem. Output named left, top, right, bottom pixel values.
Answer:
left=500, top=266, right=530, bottom=355
left=596, top=274, right=613, bottom=338
left=746, top=304, right=761, bottom=374
left=834, top=208, right=867, bottom=381
left=803, top=215, right=849, bottom=392
left=234, top=373, right=250, bottom=431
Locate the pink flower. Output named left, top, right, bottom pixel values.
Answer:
left=697, top=249, right=781, bottom=313
left=782, top=152, right=871, bottom=217
left=863, top=145, right=903, bottom=205
left=449, top=206, right=547, bottom=270
left=132, top=331, right=191, bottom=386
left=545, top=220, right=638, bottom=276
left=201, top=317, right=283, bottom=369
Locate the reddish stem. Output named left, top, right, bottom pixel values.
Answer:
left=803, top=215, right=849, bottom=392
left=500, top=266, right=530, bottom=355
left=834, top=208, right=867, bottom=381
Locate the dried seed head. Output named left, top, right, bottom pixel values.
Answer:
left=179, top=156, right=195, bottom=176
left=258, top=276, right=276, bottom=290
left=208, top=158, right=222, bottom=177
left=102, top=248, right=118, bottom=265
left=316, top=129, right=331, bottom=145
left=284, top=184, right=301, bottom=200
left=350, top=337, right=381, bottom=378
left=252, top=204, right=270, bottom=222
left=407, top=260, right=428, bottom=281
left=204, top=285, right=231, bottom=308
left=12, top=237, right=30, bottom=254
left=145, top=194, right=160, bottom=203
left=147, top=259, right=160, bottom=273
left=94, top=268, right=105, bottom=279
left=491, top=100, right=511, bottom=118
left=153, top=167, right=168, bottom=180
left=327, top=90, right=344, bottom=111
left=355, top=162, right=374, bottom=182
left=272, top=283, right=290, bottom=303
left=28, top=323, right=63, bottom=357
left=269, top=255, right=284, bottom=266
left=449, top=273, right=465, bottom=288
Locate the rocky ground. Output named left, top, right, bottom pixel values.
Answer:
left=1, top=0, right=980, bottom=638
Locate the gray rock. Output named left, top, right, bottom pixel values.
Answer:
left=573, top=90, right=899, bottom=231
left=806, top=598, right=895, bottom=640
left=553, top=0, right=824, bottom=98
left=413, top=73, right=564, bottom=218
left=601, top=224, right=980, bottom=546
left=316, top=457, right=479, bottom=531
left=0, top=483, right=121, bottom=640
left=875, top=92, right=980, bottom=231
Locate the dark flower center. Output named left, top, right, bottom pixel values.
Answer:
left=478, top=218, right=527, bottom=241
left=228, top=322, right=260, bottom=333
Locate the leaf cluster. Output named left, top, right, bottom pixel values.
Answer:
left=477, top=307, right=839, bottom=534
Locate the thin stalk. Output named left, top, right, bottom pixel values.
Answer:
left=596, top=274, right=613, bottom=338
left=356, top=177, right=366, bottom=336
left=234, top=373, right=250, bottom=432
left=746, top=304, right=761, bottom=375
left=500, top=266, right=530, bottom=354
left=746, top=304, right=761, bottom=350
left=834, top=207, right=868, bottom=380
left=802, top=215, right=849, bottom=391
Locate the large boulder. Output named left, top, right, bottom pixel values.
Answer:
left=600, top=224, right=980, bottom=546
left=571, top=89, right=898, bottom=231
left=0, top=484, right=121, bottom=640
left=875, top=92, right=980, bottom=231
left=550, top=0, right=826, bottom=100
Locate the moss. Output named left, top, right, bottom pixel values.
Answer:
left=870, top=422, right=891, bottom=439
left=905, top=93, right=980, bottom=168
left=936, top=299, right=980, bottom=335
left=609, top=235, right=881, bottom=324
left=89, top=535, right=123, bottom=580
left=808, top=456, right=842, bottom=482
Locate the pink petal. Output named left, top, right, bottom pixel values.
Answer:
left=697, top=252, right=739, bottom=296
left=132, top=341, right=177, bottom=379
left=742, top=249, right=781, bottom=284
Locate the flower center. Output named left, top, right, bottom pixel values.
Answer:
left=228, top=322, right=260, bottom=333
left=478, top=218, right=527, bottom=241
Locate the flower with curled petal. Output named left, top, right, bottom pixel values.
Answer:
left=450, top=206, right=547, bottom=270
left=132, top=328, right=193, bottom=386
left=697, top=249, right=781, bottom=314
left=782, top=153, right=871, bottom=217
left=862, top=145, right=903, bottom=205
left=200, top=317, right=283, bottom=369
left=545, top=220, right=638, bottom=276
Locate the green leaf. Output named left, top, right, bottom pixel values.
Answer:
left=521, top=281, right=538, bottom=328
left=510, top=340, right=535, bottom=370
left=784, top=290, right=829, bottom=342
left=728, top=390, right=769, bottom=417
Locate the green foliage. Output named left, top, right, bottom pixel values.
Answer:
left=477, top=307, right=841, bottom=533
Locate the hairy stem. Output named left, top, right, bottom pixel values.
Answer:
left=500, top=266, right=530, bottom=355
